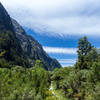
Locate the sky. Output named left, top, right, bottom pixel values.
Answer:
left=1, top=0, right=100, bottom=67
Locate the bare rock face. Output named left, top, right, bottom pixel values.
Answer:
left=0, top=2, right=61, bottom=70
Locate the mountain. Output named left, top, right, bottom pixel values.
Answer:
left=12, top=19, right=61, bottom=70
left=0, top=3, right=14, bottom=32
left=0, top=2, right=61, bottom=70
left=0, top=2, right=30, bottom=67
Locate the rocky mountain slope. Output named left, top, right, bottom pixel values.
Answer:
left=0, top=3, right=14, bottom=32
left=0, top=2, right=30, bottom=67
left=0, top=2, right=61, bottom=70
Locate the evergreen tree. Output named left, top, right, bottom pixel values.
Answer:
left=76, top=36, right=93, bottom=69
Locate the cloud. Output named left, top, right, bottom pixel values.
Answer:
left=43, top=46, right=77, bottom=54
left=57, top=59, right=77, bottom=67
left=61, top=64, right=74, bottom=67
left=58, top=59, right=77, bottom=64
left=1, top=0, right=100, bottom=36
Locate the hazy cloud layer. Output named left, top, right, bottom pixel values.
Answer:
left=1, top=0, right=100, bottom=36
left=58, top=59, right=77, bottom=64
left=57, top=59, right=77, bottom=67
left=43, top=46, right=77, bottom=54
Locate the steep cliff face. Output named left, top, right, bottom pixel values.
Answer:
left=0, top=2, right=14, bottom=32
left=0, top=2, right=61, bottom=70
left=0, top=2, right=30, bottom=67
left=12, top=19, right=61, bottom=70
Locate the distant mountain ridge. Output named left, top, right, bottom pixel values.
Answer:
left=0, top=2, right=61, bottom=70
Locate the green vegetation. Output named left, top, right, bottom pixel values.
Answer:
left=51, top=36, right=100, bottom=100
left=1, top=2, right=99, bottom=99
left=0, top=31, right=30, bottom=68
left=0, top=65, right=51, bottom=100
left=51, top=67, right=100, bottom=100
left=0, top=36, right=100, bottom=100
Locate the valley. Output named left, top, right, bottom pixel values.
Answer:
left=0, top=1, right=100, bottom=100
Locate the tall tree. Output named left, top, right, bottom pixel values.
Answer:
left=76, top=36, right=93, bottom=69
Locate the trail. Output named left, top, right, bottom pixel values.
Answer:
left=49, top=81, right=67, bottom=100
left=49, top=81, right=59, bottom=98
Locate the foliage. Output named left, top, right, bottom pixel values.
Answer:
left=0, top=50, right=6, bottom=57
left=0, top=31, right=30, bottom=68
left=35, top=60, right=44, bottom=68
left=0, top=59, right=12, bottom=68
left=52, top=67, right=100, bottom=100
left=51, top=37, right=100, bottom=100
left=0, top=66, right=50, bottom=100
left=76, top=36, right=94, bottom=69
left=0, top=36, right=100, bottom=100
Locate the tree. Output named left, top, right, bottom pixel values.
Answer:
left=76, top=36, right=93, bottom=69
left=0, top=50, right=6, bottom=57
left=35, top=60, right=44, bottom=68
left=91, top=62, right=100, bottom=80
